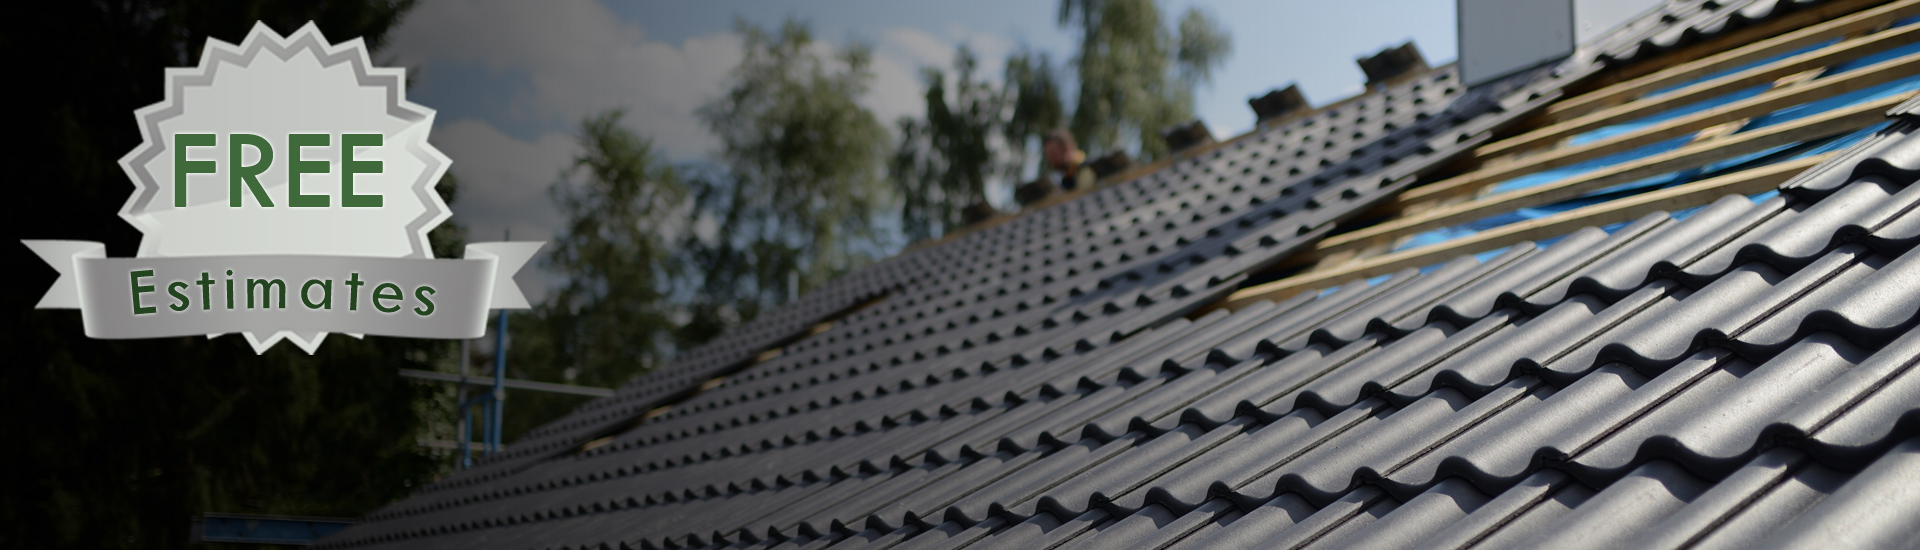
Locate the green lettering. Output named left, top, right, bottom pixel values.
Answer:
left=196, top=272, right=215, bottom=311
left=246, top=278, right=287, bottom=309
left=413, top=285, right=436, bottom=316
left=130, top=269, right=156, bottom=315
left=288, top=133, right=330, bottom=207
left=341, top=133, right=383, bottom=207
left=372, top=283, right=403, bottom=313
left=229, top=133, right=275, bottom=207
left=168, top=281, right=190, bottom=312
left=301, top=279, right=333, bottom=310
left=173, top=134, right=216, bottom=207
left=346, top=273, right=365, bottom=311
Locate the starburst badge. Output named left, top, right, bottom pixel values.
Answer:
left=23, top=22, right=542, bottom=354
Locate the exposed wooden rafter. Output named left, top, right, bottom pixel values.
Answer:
left=1214, top=153, right=1833, bottom=310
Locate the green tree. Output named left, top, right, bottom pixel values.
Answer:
left=891, top=47, right=1008, bottom=241
left=1059, top=0, right=1231, bottom=161
left=498, top=18, right=900, bottom=439
left=683, top=18, right=895, bottom=343
left=1002, top=48, right=1069, bottom=181
left=891, top=47, right=1067, bottom=242
left=2, top=3, right=459, bottom=548
left=501, top=111, right=688, bottom=440
left=892, top=0, right=1221, bottom=242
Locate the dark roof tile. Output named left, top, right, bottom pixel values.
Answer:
left=321, top=1, right=1920, bottom=548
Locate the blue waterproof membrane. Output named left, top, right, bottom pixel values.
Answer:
left=1391, top=122, right=1885, bottom=254
left=1823, top=36, right=1920, bottom=76
left=1744, top=74, right=1920, bottom=131
left=1410, top=223, right=1632, bottom=276
left=1489, top=135, right=1695, bottom=195
left=1518, top=45, right=1920, bottom=196
left=1532, top=232, right=1576, bottom=249
left=1574, top=120, right=1888, bottom=200
left=1642, top=40, right=1838, bottom=98
left=1471, top=246, right=1511, bottom=263
left=1731, top=38, right=1920, bottom=133
left=1398, top=226, right=1479, bottom=251
left=1734, top=42, right=1920, bottom=130
left=1576, top=142, right=1795, bottom=199
left=1670, top=203, right=1709, bottom=221
left=1631, top=13, right=1920, bottom=98
left=1791, top=121, right=1892, bottom=153
left=1400, top=53, right=1917, bottom=254
left=1329, top=26, right=1920, bottom=295
left=1598, top=220, right=1633, bottom=233
left=1569, top=19, right=1920, bottom=147
left=1569, top=84, right=1772, bottom=146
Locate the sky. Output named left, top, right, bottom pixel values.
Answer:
left=383, top=0, right=1459, bottom=295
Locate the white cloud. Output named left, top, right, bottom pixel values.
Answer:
left=430, top=118, right=577, bottom=300
left=877, top=24, right=1018, bottom=83
left=944, top=23, right=1017, bottom=73
left=432, top=119, right=574, bottom=242
left=867, top=23, right=1026, bottom=129
left=866, top=24, right=1032, bottom=208
left=389, top=1, right=1030, bottom=160
left=391, top=0, right=742, bottom=160
left=885, top=27, right=954, bottom=68
left=867, top=51, right=929, bottom=129
left=388, top=2, right=1024, bottom=296
left=391, top=0, right=1026, bottom=156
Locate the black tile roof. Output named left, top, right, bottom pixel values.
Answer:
left=446, top=55, right=1554, bottom=487
left=1585, top=0, right=1831, bottom=65
left=318, top=1, right=1920, bottom=548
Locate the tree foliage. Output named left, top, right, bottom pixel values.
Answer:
left=501, top=111, right=688, bottom=440
left=2, top=3, right=454, bottom=548
left=1059, top=0, right=1230, bottom=161
left=504, top=18, right=902, bottom=437
left=540, top=111, right=687, bottom=381
left=682, top=18, right=895, bottom=340
left=891, top=47, right=1007, bottom=241
left=889, top=0, right=1227, bottom=243
left=890, top=47, right=1069, bottom=241
left=1002, top=49, right=1070, bottom=174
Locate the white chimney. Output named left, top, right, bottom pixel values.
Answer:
left=1458, top=0, right=1666, bottom=87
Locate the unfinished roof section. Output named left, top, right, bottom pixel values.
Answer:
left=331, top=104, right=1920, bottom=550
left=317, top=1, right=1920, bottom=548
left=424, top=43, right=1557, bottom=489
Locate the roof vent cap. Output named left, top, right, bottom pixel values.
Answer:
left=1249, top=85, right=1310, bottom=122
left=1160, top=120, right=1215, bottom=154
left=1359, top=42, right=1429, bottom=87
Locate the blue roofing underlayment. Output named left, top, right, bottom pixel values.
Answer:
left=320, top=0, right=1920, bottom=548
left=1397, top=16, right=1920, bottom=254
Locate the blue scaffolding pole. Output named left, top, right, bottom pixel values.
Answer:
left=456, top=306, right=509, bottom=468
left=489, top=308, right=507, bottom=454
left=456, top=230, right=512, bottom=469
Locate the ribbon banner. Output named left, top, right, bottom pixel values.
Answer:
left=19, top=23, right=550, bottom=354
left=24, top=241, right=541, bottom=340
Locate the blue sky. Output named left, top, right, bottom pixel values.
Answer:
left=384, top=0, right=1458, bottom=294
